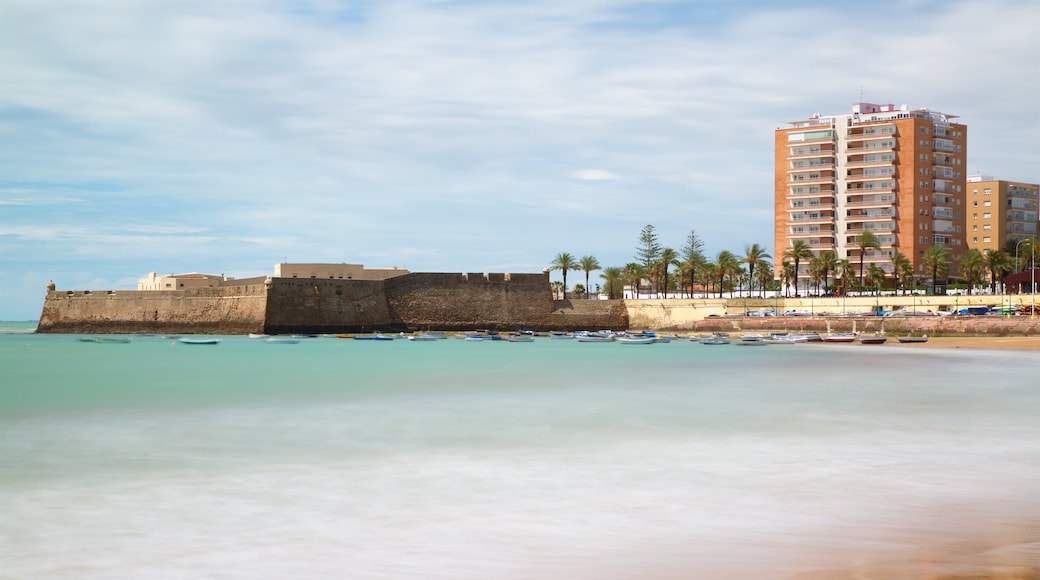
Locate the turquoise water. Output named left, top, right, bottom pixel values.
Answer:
left=1, top=329, right=1038, bottom=578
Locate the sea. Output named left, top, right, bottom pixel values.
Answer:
left=1, top=323, right=1037, bottom=579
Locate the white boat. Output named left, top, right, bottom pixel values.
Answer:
left=265, top=337, right=300, bottom=344
left=576, top=335, right=614, bottom=343
left=764, top=333, right=806, bottom=344
left=177, top=337, right=221, bottom=345
left=737, top=336, right=769, bottom=346
left=408, top=333, right=442, bottom=341
left=858, top=335, right=888, bottom=345
left=821, top=333, right=857, bottom=343
left=616, top=336, right=655, bottom=345
left=506, top=335, right=535, bottom=343
left=248, top=333, right=270, bottom=339
left=897, top=335, right=929, bottom=343
left=700, top=334, right=731, bottom=345
left=79, top=336, right=132, bottom=343
left=548, top=331, right=573, bottom=339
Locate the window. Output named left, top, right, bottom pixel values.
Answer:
left=983, top=200, right=991, bottom=207
left=983, top=188, right=991, bottom=195
left=983, top=225, right=991, bottom=231
left=972, top=225, right=977, bottom=231
left=983, top=237, right=991, bottom=243
left=983, top=212, right=991, bottom=219
left=973, top=213, right=978, bottom=219
left=973, top=237, right=978, bottom=243
left=972, top=189, right=978, bottom=195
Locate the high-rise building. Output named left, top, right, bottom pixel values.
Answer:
left=774, top=102, right=967, bottom=292
left=964, top=176, right=1039, bottom=254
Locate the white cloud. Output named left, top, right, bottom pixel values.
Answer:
left=571, top=169, right=620, bottom=181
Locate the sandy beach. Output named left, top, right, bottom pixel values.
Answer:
left=893, top=335, right=1040, bottom=351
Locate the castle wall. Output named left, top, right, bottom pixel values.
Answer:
left=36, top=285, right=268, bottom=334
left=263, top=278, right=392, bottom=334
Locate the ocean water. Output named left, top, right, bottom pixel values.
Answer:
left=1, top=328, right=1037, bottom=579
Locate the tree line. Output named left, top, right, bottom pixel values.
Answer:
left=550, top=226, right=1037, bottom=300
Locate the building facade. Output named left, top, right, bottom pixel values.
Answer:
left=964, top=175, right=1039, bottom=254
left=774, top=102, right=967, bottom=291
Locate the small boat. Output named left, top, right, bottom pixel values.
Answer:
left=821, top=333, right=857, bottom=343
left=897, top=335, right=929, bottom=343
left=858, top=335, right=888, bottom=345
left=264, top=337, right=300, bottom=344
left=408, top=333, right=441, bottom=341
left=248, top=333, right=270, bottom=339
left=177, top=337, right=221, bottom=345
left=616, top=336, right=655, bottom=344
left=548, top=331, right=574, bottom=339
left=79, top=336, right=132, bottom=343
left=576, top=335, right=614, bottom=343
left=737, top=336, right=769, bottom=346
left=506, top=335, right=535, bottom=343
left=764, top=333, right=806, bottom=344
left=700, top=333, right=731, bottom=345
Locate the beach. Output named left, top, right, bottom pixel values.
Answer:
left=900, top=335, right=1040, bottom=351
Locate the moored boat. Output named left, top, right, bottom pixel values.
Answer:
left=821, top=333, right=857, bottom=343
left=699, top=333, right=731, bottom=345
left=264, top=337, right=300, bottom=344
left=897, top=335, right=929, bottom=343
left=576, top=335, right=614, bottom=343
left=616, top=336, right=656, bottom=345
left=858, top=335, right=888, bottom=345
left=177, top=337, right=221, bottom=345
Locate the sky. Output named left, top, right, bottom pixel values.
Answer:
left=1, top=0, right=1038, bottom=320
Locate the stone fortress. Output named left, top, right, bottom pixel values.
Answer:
left=36, top=263, right=629, bottom=334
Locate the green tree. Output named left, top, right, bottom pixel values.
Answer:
left=866, top=264, right=887, bottom=295
left=624, top=262, right=645, bottom=299
left=818, top=250, right=838, bottom=292
left=783, top=240, right=813, bottom=297
left=550, top=252, right=578, bottom=300
left=984, top=249, right=1013, bottom=294
left=658, top=247, right=679, bottom=298
left=743, top=243, right=772, bottom=298
left=780, top=260, right=795, bottom=297
left=855, top=230, right=881, bottom=288
left=635, top=225, right=662, bottom=276
left=960, top=248, right=985, bottom=296
left=680, top=230, right=706, bottom=298
left=578, top=255, right=601, bottom=300
left=922, top=244, right=952, bottom=295
left=710, top=250, right=739, bottom=298
left=891, top=251, right=912, bottom=295
left=600, top=266, right=624, bottom=299
left=835, top=259, right=856, bottom=296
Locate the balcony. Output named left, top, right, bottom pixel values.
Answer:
left=847, top=210, right=895, bottom=220
left=846, top=195, right=896, bottom=208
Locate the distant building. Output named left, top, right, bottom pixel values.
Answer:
left=774, top=102, right=968, bottom=289
left=138, top=272, right=232, bottom=291
left=964, top=175, right=1039, bottom=254
left=273, top=263, right=409, bottom=280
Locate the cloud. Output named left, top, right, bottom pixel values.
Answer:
left=0, top=0, right=1037, bottom=319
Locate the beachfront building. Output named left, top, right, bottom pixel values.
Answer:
left=964, top=175, right=1039, bottom=254
left=774, top=102, right=968, bottom=293
left=273, top=262, right=409, bottom=280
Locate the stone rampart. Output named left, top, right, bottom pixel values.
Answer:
left=263, top=278, right=392, bottom=334
left=36, top=285, right=268, bottom=334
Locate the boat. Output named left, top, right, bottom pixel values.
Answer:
left=858, top=335, right=888, bottom=345
left=616, top=336, right=656, bottom=344
left=407, top=333, right=442, bottom=341
left=548, top=331, right=573, bottom=339
left=505, top=335, right=535, bottom=343
left=264, top=337, right=300, bottom=344
left=576, top=335, right=614, bottom=343
left=79, top=336, right=132, bottom=343
left=897, top=335, right=929, bottom=343
left=177, top=337, right=221, bottom=345
left=248, top=333, right=270, bottom=339
left=699, top=333, right=731, bottom=345
left=821, top=333, right=857, bottom=343
left=764, top=333, right=806, bottom=344
left=737, top=336, right=769, bottom=346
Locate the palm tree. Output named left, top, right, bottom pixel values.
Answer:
left=855, top=230, right=881, bottom=288
left=600, top=266, right=624, bottom=299
left=623, top=262, right=645, bottom=299
left=866, top=264, right=887, bottom=295
left=550, top=280, right=564, bottom=300
left=783, top=240, right=813, bottom=297
left=891, top=251, right=912, bottom=295
left=835, top=259, right=856, bottom=296
left=960, top=249, right=985, bottom=296
left=658, top=248, right=679, bottom=298
left=818, top=250, right=838, bottom=293
left=578, top=255, right=601, bottom=299
left=710, top=251, right=739, bottom=298
left=743, top=243, right=771, bottom=298
left=780, top=261, right=795, bottom=297
left=984, top=249, right=1013, bottom=295
left=550, top=252, right=578, bottom=300
left=755, top=262, right=774, bottom=297
left=922, top=244, right=952, bottom=295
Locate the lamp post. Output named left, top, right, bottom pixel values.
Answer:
left=1018, top=238, right=1037, bottom=318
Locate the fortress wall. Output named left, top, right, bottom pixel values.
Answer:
left=383, top=272, right=558, bottom=331
left=36, top=285, right=268, bottom=334
left=263, top=278, right=392, bottom=334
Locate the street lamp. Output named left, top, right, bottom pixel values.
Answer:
left=1017, top=238, right=1037, bottom=318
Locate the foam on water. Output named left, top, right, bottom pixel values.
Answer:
left=1, top=334, right=1037, bottom=578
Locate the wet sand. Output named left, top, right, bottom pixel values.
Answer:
left=892, top=335, right=1040, bottom=351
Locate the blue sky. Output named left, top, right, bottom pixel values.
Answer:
left=1, top=0, right=1038, bottom=320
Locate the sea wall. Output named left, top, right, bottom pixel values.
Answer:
left=36, top=285, right=268, bottom=334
